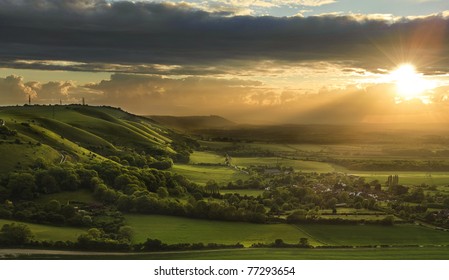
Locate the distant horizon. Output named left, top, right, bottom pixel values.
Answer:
left=4, top=104, right=449, bottom=128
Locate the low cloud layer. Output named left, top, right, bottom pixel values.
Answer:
left=0, top=0, right=448, bottom=75
left=2, top=73, right=449, bottom=124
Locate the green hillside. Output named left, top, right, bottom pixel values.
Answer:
left=0, top=105, right=191, bottom=173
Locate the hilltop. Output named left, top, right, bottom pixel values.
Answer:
left=0, top=105, right=196, bottom=173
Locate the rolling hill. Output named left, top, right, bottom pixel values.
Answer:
left=0, top=105, right=194, bottom=173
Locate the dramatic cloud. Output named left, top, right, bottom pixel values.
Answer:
left=171, top=0, right=336, bottom=15
left=0, top=0, right=449, bottom=76
left=0, top=75, right=36, bottom=104
left=3, top=72, right=449, bottom=123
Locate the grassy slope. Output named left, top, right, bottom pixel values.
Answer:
left=0, top=219, right=86, bottom=242
left=0, top=105, right=179, bottom=173
left=0, top=142, right=60, bottom=173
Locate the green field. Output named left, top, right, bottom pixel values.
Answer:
left=189, top=151, right=225, bottom=164
left=134, top=246, right=449, bottom=260
left=232, top=157, right=336, bottom=172
left=171, top=164, right=249, bottom=185
left=0, top=105, right=178, bottom=173
left=10, top=247, right=449, bottom=260
left=318, top=215, right=401, bottom=221
left=190, top=151, right=336, bottom=172
left=298, top=224, right=449, bottom=246
left=0, top=219, right=86, bottom=242
left=124, top=214, right=318, bottom=246
left=123, top=214, right=449, bottom=247
left=350, top=171, right=449, bottom=185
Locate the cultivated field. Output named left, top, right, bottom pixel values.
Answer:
left=124, top=214, right=319, bottom=246
left=0, top=219, right=86, bottom=242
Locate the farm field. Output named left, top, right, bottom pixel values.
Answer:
left=123, top=214, right=449, bottom=247
left=190, top=151, right=336, bottom=172
left=8, top=247, right=449, bottom=260
left=350, top=171, right=449, bottom=186
left=131, top=247, right=449, bottom=260
left=298, top=224, right=449, bottom=246
left=171, top=164, right=249, bottom=185
left=0, top=219, right=86, bottom=242
left=189, top=151, right=225, bottom=164
left=232, top=157, right=336, bottom=172
left=124, top=214, right=320, bottom=246
left=318, top=215, right=401, bottom=221
left=192, top=144, right=449, bottom=186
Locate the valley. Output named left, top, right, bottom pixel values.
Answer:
left=0, top=105, right=448, bottom=259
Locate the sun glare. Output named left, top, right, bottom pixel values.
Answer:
left=389, top=64, right=432, bottom=103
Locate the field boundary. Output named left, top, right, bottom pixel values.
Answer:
left=291, top=224, right=330, bottom=246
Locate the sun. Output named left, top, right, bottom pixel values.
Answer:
left=389, top=64, right=431, bottom=103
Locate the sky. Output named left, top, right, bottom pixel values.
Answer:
left=1, top=0, right=449, bottom=124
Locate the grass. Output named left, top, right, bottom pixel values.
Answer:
left=0, top=219, right=86, bottom=242
left=131, top=247, right=449, bottom=260
left=12, top=247, right=449, bottom=260
left=189, top=151, right=225, bottom=164
left=189, top=150, right=336, bottom=173
left=232, top=157, right=335, bottom=172
left=297, top=224, right=449, bottom=246
left=124, top=214, right=319, bottom=246
left=0, top=105, right=182, bottom=173
left=171, top=164, right=249, bottom=185
left=318, top=215, right=401, bottom=221
left=350, top=171, right=449, bottom=185
left=0, top=142, right=60, bottom=173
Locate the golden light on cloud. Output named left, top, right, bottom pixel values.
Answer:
left=389, top=64, right=434, bottom=104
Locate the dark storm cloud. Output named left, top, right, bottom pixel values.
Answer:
left=1, top=0, right=449, bottom=74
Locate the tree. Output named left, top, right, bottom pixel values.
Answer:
left=299, top=237, right=310, bottom=248
left=118, top=226, right=133, bottom=242
left=274, top=239, right=284, bottom=247
left=45, top=200, right=61, bottom=213
left=286, top=209, right=307, bottom=223
left=205, top=180, right=220, bottom=195
left=381, top=215, right=395, bottom=226
left=157, top=187, right=169, bottom=198
left=0, top=223, right=34, bottom=245
left=7, top=173, right=37, bottom=200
